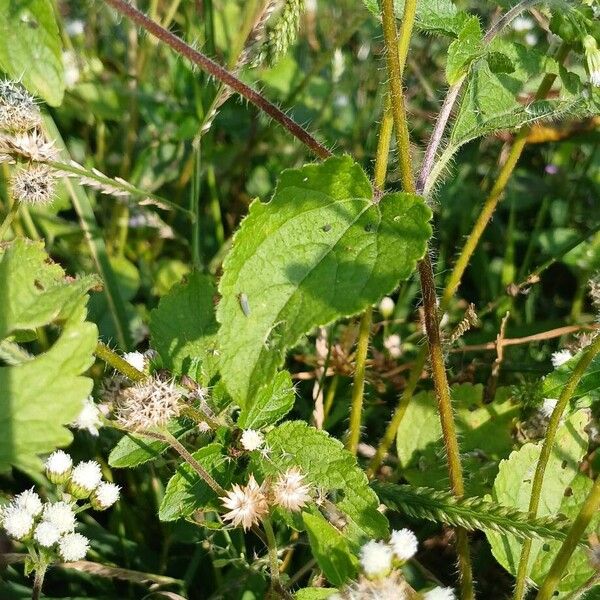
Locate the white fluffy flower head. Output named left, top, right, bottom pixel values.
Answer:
left=389, top=528, right=418, bottom=562
left=221, top=474, right=269, bottom=531
left=72, top=397, right=103, bottom=436
left=11, top=164, right=55, bottom=205
left=92, top=482, right=121, bottom=509
left=123, top=351, right=145, bottom=372
left=551, top=349, right=572, bottom=368
left=71, top=460, right=102, bottom=492
left=116, top=376, right=181, bottom=430
left=424, top=587, right=456, bottom=600
left=34, top=521, right=61, bottom=547
left=1, top=505, right=33, bottom=539
left=43, top=501, right=76, bottom=534
left=273, top=467, right=312, bottom=512
left=58, top=532, right=90, bottom=562
left=14, top=488, right=43, bottom=517
left=378, top=296, right=395, bottom=318
left=540, top=398, right=558, bottom=419
left=384, top=334, right=402, bottom=358
left=46, top=450, right=73, bottom=475
left=359, top=540, right=393, bottom=579
left=240, top=429, right=265, bottom=451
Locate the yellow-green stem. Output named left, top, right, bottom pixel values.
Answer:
left=513, top=333, right=600, bottom=600
left=347, top=307, right=373, bottom=455
left=380, top=1, right=473, bottom=596
left=0, top=198, right=20, bottom=241
left=262, top=516, right=284, bottom=593
left=535, top=475, right=600, bottom=600
left=95, top=342, right=145, bottom=382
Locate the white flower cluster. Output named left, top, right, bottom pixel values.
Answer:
left=221, top=467, right=312, bottom=531
left=71, top=396, right=106, bottom=436
left=0, top=80, right=57, bottom=205
left=45, top=451, right=121, bottom=509
left=359, top=528, right=419, bottom=579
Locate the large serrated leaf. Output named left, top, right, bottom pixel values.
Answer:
left=217, top=156, right=431, bottom=405
left=0, top=239, right=98, bottom=340
left=150, top=271, right=219, bottom=378
left=303, top=511, right=358, bottom=586
left=486, top=411, right=595, bottom=596
left=0, top=318, right=97, bottom=471
left=0, top=0, right=64, bottom=105
left=262, top=421, right=388, bottom=542
left=237, top=371, right=295, bottom=429
left=158, top=443, right=234, bottom=522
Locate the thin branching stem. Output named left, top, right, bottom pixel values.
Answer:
left=535, top=475, right=600, bottom=600
left=380, top=0, right=474, bottom=595
left=513, top=333, right=600, bottom=600
left=103, top=0, right=332, bottom=160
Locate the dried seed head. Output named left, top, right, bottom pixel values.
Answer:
left=273, top=467, right=312, bottom=512
left=0, top=130, right=58, bottom=162
left=389, top=528, right=418, bottom=562
left=115, top=376, right=182, bottom=431
left=0, top=80, right=41, bottom=132
left=58, top=532, right=90, bottom=561
left=359, top=540, right=393, bottom=579
left=10, top=164, right=55, bottom=205
left=221, top=474, right=269, bottom=531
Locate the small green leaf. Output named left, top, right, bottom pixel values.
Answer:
left=486, top=411, right=594, bottom=595
left=158, top=443, right=234, bottom=522
left=0, top=0, right=64, bottom=105
left=150, top=271, right=219, bottom=378
left=446, top=16, right=483, bottom=84
left=261, top=421, right=388, bottom=542
left=294, top=589, right=337, bottom=600
left=237, top=371, right=295, bottom=429
left=108, top=419, right=195, bottom=469
left=303, top=511, right=358, bottom=587
left=0, top=239, right=98, bottom=340
left=542, top=350, right=600, bottom=403
left=217, top=156, right=431, bottom=406
left=0, top=318, right=97, bottom=471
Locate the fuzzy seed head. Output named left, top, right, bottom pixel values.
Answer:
left=14, top=488, right=43, bottom=517
left=273, top=467, right=312, bottom=512
left=72, top=397, right=103, bottom=436
left=42, top=501, right=76, bottom=534
left=221, top=474, right=269, bottom=531
left=1, top=505, right=34, bottom=539
left=115, top=376, right=181, bottom=431
left=10, top=164, right=55, bottom=205
left=424, top=587, right=456, bottom=600
left=92, top=482, right=121, bottom=509
left=240, top=429, right=265, bottom=451
left=71, top=461, right=102, bottom=492
left=34, top=521, right=61, bottom=547
left=45, top=450, right=73, bottom=475
left=551, top=350, right=572, bottom=368
left=389, top=528, right=418, bottom=562
left=58, top=532, right=90, bottom=562
left=359, top=540, right=393, bottom=579
left=0, top=80, right=41, bottom=132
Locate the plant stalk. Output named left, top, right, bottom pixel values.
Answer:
left=262, top=516, right=285, bottom=595
left=103, top=0, right=331, bottom=159
left=31, top=564, right=47, bottom=600
left=0, top=198, right=20, bottom=241
left=513, top=333, right=600, bottom=600
left=95, top=342, right=145, bottom=382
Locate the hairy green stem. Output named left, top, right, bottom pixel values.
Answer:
left=31, top=564, right=47, bottom=600
left=513, top=333, right=600, bottom=600
left=262, top=517, right=284, bottom=594
left=347, top=307, right=372, bottom=455
left=95, top=342, right=145, bottom=382
left=380, top=1, right=473, bottom=595
left=103, top=0, right=331, bottom=159
left=535, top=476, right=600, bottom=600
left=0, top=198, right=20, bottom=241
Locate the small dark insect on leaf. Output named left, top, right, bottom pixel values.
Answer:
left=364, top=223, right=374, bottom=232
left=322, top=223, right=332, bottom=232
left=238, top=293, right=250, bottom=316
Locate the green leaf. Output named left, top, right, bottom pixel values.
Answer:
left=0, top=239, right=98, bottom=341
left=542, top=350, right=600, bottom=403
left=158, top=443, right=234, bottom=522
left=446, top=16, right=483, bottom=85
left=396, top=384, right=518, bottom=495
left=303, top=511, right=358, bottom=586
left=261, top=421, right=389, bottom=542
left=217, top=156, right=431, bottom=405
left=0, top=0, right=64, bottom=105
left=294, top=589, right=337, bottom=600
left=486, top=411, right=595, bottom=596
left=150, top=271, right=219, bottom=378
left=108, top=419, right=195, bottom=469
left=0, top=318, right=97, bottom=471
left=237, top=370, right=295, bottom=429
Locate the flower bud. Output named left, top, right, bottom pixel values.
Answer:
left=45, top=450, right=73, bottom=485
